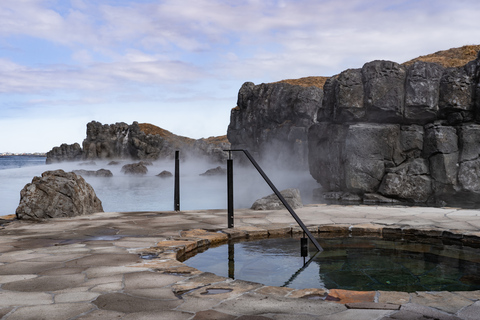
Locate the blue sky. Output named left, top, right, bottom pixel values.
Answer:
left=1, top=0, right=479, bottom=153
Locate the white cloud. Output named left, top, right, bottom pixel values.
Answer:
left=1, top=0, right=480, bottom=152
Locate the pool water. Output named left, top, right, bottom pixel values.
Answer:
left=181, top=237, right=480, bottom=292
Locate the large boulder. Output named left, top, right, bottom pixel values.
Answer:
left=251, top=188, right=303, bottom=210
left=16, top=170, right=103, bottom=220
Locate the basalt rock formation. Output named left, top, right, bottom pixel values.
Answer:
left=46, top=121, right=230, bottom=164
left=16, top=170, right=103, bottom=220
left=226, top=45, right=480, bottom=206
left=227, top=81, right=323, bottom=169
left=308, top=52, right=480, bottom=205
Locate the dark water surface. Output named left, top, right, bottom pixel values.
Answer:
left=182, top=236, right=480, bottom=292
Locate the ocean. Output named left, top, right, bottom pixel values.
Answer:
left=0, top=156, right=319, bottom=217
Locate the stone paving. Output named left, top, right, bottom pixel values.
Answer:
left=1, top=204, right=480, bottom=319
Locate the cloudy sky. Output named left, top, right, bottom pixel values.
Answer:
left=1, top=0, right=479, bottom=153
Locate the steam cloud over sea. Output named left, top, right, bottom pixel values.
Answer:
left=0, top=156, right=320, bottom=217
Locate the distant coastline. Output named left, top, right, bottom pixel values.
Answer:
left=0, top=153, right=46, bottom=157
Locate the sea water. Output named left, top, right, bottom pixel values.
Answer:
left=0, top=156, right=319, bottom=217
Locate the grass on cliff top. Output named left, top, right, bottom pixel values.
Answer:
left=402, top=44, right=480, bottom=68
left=138, top=123, right=229, bottom=145
left=274, top=76, right=329, bottom=89
left=272, top=44, right=480, bottom=90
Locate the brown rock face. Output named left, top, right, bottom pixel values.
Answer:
left=16, top=170, right=103, bottom=220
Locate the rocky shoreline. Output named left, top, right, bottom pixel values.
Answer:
left=46, top=121, right=230, bottom=164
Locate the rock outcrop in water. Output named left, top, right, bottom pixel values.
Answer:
left=16, top=170, right=103, bottom=220
left=308, top=53, right=480, bottom=205
left=46, top=121, right=230, bottom=164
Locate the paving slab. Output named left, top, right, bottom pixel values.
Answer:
left=54, top=291, right=100, bottom=303
left=213, top=293, right=347, bottom=317
left=74, top=309, right=125, bottom=319
left=2, top=205, right=480, bottom=319
left=5, top=303, right=95, bottom=320
left=411, top=291, right=474, bottom=314
left=121, top=310, right=194, bottom=320
left=457, top=301, right=480, bottom=320
left=93, top=292, right=183, bottom=313
left=385, top=303, right=462, bottom=320
left=317, top=309, right=394, bottom=320
left=0, top=291, right=53, bottom=307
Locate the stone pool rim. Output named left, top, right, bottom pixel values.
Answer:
left=139, top=222, right=480, bottom=304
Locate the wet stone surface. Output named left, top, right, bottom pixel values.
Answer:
left=1, top=206, right=480, bottom=319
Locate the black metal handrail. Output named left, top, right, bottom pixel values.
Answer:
left=224, top=149, right=323, bottom=253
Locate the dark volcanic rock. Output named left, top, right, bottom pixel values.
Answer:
left=362, top=60, right=406, bottom=123
left=46, top=143, right=83, bottom=164
left=199, top=166, right=227, bottom=176
left=156, top=170, right=173, bottom=178
left=404, top=61, right=444, bottom=123
left=121, top=163, right=148, bottom=175
left=227, top=81, right=322, bottom=169
left=308, top=53, right=480, bottom=205
left=72, top=169, right=113, bottom=177
left=251, top=188, right=303, bottom=210
left=46, top=121, right=230, bottom=164
left=16, top=170, right=103, bottom=220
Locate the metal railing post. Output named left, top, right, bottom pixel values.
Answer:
left=224, top=149, right=323, bottom=252
left=227, top=151, right=234, bottom=228
left=174, top=150, right=180, bottom=211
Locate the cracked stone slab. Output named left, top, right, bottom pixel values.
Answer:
left=2, top=274, right=86, bottom=292
left=5, top=303, right=95, bottom=320
left=0, top=291, right=53, bottom=307
left=124, top=271, right=184, bottom=289
left=0, top=274, right=37, bottom=284
left=121, top=310, right=194, bottom=320
left=316, top=309, right=394, bottom=320
left=54, top=291, right=100, bottom=303
left=93, top=292, right=182, bottom=313
left=457, top=300, right=480, bottom=320
left=185, top=279, right=263, bottom=300
left=179, top=229, right=229, bottom=245
left=213, top=293, right=347, bottom=317
left=410, top=291, right=474, bottom=314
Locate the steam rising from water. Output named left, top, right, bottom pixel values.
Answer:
left=0, top=156, right=320, bottom=217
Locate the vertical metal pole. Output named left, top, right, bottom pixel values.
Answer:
left=174, top=151, right=180, bottom=211
left=228, top=242, right=235, bottom=279
left=227, top=151, right=234, bottom=228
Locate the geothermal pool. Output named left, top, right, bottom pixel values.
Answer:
left=182, top=236, right=480, bottom=292
left=0, top=158, right=319, bottom=216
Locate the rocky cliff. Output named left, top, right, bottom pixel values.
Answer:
left=47, top=121, right=230, bottom=163
left=308, top=51, right=480, bottom=205
left=227, top=81, right=323, bottom=169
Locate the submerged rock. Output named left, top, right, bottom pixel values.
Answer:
left=200, top=166, right=227, bottom=176
left=16, top=170, right=103, bottom=220
left=73, top=169, right=113, bottom=177
left=251, top=188, right=303, bottom=210
left=157, top=170, right=173, bottom=178
left=121, top=163, right=148, bottom=175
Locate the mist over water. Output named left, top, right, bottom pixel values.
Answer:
left=0, top=156, right=321, bottom=217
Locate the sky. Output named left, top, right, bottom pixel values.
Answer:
left=0, top=0, right=479, bottom=153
